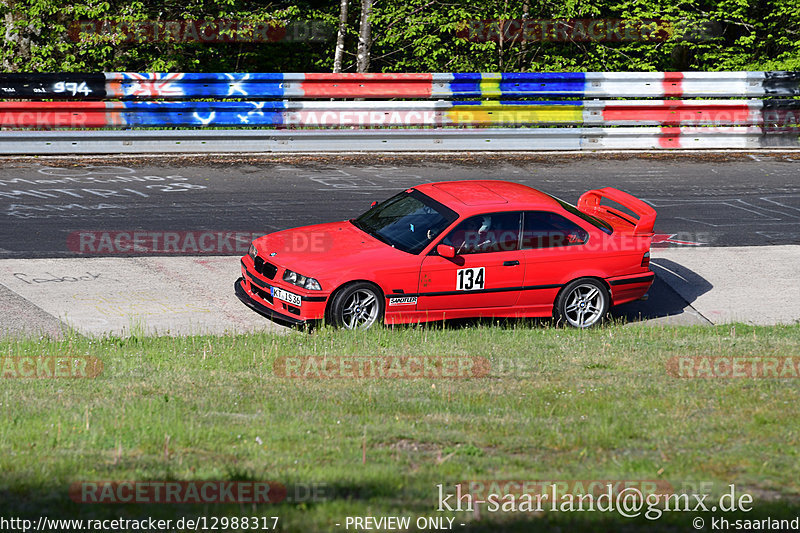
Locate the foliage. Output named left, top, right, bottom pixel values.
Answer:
left=1, top=0, right=799, bottom=72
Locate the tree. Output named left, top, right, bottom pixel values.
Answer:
left=333, top=0, right=349, bottom=73
left=356, top=0, right=373, bottom=72
left=1, top=0, right=799, bottom=74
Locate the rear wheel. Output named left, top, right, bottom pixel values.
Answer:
left=554, top=278, right=609, bottom=328
left=327, top=282, right=384, bottom=329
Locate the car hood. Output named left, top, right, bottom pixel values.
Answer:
left=253, top=220, right=411, bottom=273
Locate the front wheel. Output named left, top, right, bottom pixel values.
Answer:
left=327, top=282, right=384, bottom=330
left=554, top=278, right=609, bottom=328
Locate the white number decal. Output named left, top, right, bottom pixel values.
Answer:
left=53, top=81, right=92, bottom=96
left=456, top=267, right=485, bottom=291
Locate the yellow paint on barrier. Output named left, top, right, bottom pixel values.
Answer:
left=479, top=73, right=502, bottom=97
left=447, top=103, right=583, bottom=125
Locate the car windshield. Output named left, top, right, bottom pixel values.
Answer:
left=550, top=195, right=614, bottom=235
left=351, top=189, right=459, bottom=254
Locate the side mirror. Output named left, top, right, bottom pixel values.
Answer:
left=370, top=201, right=378, bottom=208
left=437, top=244, right=456, bottom=259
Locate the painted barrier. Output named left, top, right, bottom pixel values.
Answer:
left=1, top=100, right=798, bottom=128
left=1, top=71, right=799, bottom=100
left=0, top=71, right=798, bottom=152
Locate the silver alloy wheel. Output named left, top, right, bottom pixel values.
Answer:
left=563, top=283, right=605, bottom=328
left=340, top=288, right=380, bottom=329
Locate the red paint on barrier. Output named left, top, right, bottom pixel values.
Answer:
left=602, top=102, right=752, bottom=125
left=662, top=71, right=684, bottom=97
left=658, top=126, right=682, bottom=148
left=301, top=73, right=433, bottom=98
left=0, top=101, right=122, bottom=128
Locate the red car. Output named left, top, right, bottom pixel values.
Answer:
left=236, top=180, right=656, bottom=329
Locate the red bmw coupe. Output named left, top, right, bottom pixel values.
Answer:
left=236, top=180, right=656, bottom=329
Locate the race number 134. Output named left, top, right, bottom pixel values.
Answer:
left=456, top=267, right=485, bottom=291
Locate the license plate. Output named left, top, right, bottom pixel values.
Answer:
left=272, top=286, right=301, bottom=307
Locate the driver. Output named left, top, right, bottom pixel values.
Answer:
left=447, top=215, right=492, bottom=254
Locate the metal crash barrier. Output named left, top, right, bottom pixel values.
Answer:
left=0, top=71, right=798, bottom=153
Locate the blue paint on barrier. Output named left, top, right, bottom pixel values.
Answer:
left=495, top=100, right=585, bottom=106
left=447, top=72, right=587, bottom=97
left=120, top=101, right=287, bottom=126
left=499, top=72, right=586, bottom=96
left=108, top=73, right=288, bottom=99
left=449, top=73, right=483, bottom=96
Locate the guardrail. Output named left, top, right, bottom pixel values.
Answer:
left=2, top=128, right=796, bottom=154
left=2, top=72, right=799, bottom=99
left=0, top=71, right=798, bottom=153
left=2, top=99, right=799, bottom=128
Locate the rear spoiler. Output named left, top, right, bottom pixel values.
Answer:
left=577, top=187, right=656, bottom=235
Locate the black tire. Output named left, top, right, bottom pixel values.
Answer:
left=327, top=282, right=385, bottom=329
left=554, top=278, right=610, bottom=328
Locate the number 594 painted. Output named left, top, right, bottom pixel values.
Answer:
left=236, top=180, right=656, bottom=329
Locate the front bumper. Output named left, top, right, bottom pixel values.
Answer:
left=235, top=278, right=308, bottom=327
left=237, top=255, right=329, bottom=326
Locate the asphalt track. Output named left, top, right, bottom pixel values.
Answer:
left=0, top=152, right=799, bottom=258
left=0, top=152, right=798, bottom=336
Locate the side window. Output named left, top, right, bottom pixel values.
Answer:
left=522, top=211, right=588, bottom=249
left=441, top=212, right=522, bottom=254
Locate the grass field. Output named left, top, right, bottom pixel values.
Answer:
left=1, top=322, right=799, bottom=532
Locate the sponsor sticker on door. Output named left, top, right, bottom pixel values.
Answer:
left=388, top=296, right=417, bottom=306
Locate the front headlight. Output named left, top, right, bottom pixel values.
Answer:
left=248, top=243, right=258, bottom=260
left=283, top=269, right=322, bottom=291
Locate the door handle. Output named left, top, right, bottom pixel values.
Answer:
left=503, top=260, right=520, bottom=266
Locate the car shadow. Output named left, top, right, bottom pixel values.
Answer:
left=611, top=257, right=714, bottom=324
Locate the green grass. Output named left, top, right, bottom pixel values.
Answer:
left=1, top=323, right=799, bottom=532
